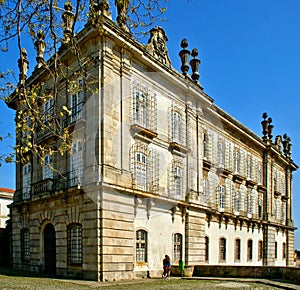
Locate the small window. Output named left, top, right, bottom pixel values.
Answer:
left=205, top=236, right=209, bottom=262
left=258, top=240, right=263, bottom=261
left=282, top=242, right=286, bottom=259
left=172, top=111, right=182, bottom=144
left=203, top=133, right=207, bottom=158
left=219, top=237, right=226, bottom=262
left=218, top=142, right=225, bottom=167
left=22, top=163, right=31, bottom=199
left=68, top=224, right=82, bottom=265
left=247, top=239, right=253, bottom=261
left=235, top=239, right=241, bottom=262
left=21, top=228, right=30, bottom=263
left=234, top=150, right=240, bottom=173
left=136, top=230, right=147, bottom=263
left=173, top=233, right=182, bottom=262
left=219, top=186, right=225, bottom=210
left=275, top=241, right=278, bottom=260
left=174, top=165, right=182, bottom=199
left=235, top=191, right=240, bottom=213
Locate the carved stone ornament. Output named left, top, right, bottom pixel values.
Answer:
left=115, top=0, right=130, bottom=31
left=90, top=0, right=110, bottom=17
left=34, top=30, right=46, bottom=68
left=18, top=48, right=29, bottom=85
left=146, top=27, right=171, bottom=67
left=62, top=1, right=74, bottom=43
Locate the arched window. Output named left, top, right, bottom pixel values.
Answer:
left=173, top=233, right=183, bottom=262
left=68, top=223, right=82, bottom=264
left=219, top=237, right=226, bottom=262
left=136, top=230, right=147, bottom=263
left=235, top=238, right=241, bottom=262
left=247, top=239, right=253, bottom=261
left=21, top=228, right=30, bottom=263
left=205, top=236, right=209, bottom=262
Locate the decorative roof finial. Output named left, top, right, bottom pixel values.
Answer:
left=34, top=30, right=46, bottom=68
left=190, top=48, right=201, bottom=82
left=62, top=1, right=74, bottom=43
left=90, top=0, right=110, bottom=17
left=282, top=134, right=292, bottom=158
left=115, top=0, right=129, bottom=31
left=179, top=39, right=190, bottom=76
left=18, top=48, right=29, bottom=85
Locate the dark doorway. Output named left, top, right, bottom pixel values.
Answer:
left=43, top=223, right=56, bottom=274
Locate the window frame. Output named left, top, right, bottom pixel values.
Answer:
left=173, top=233, right=183, bottom=262
left=219, top=237, right=226, bottom=262
left=247, top=239, right=253, bottom=261
left=235, top=238, right=241, bottom=262
left=68, top=223, right=83, bottom=265
left=21, top=228, right=30, bottom=263
left=136, top=229, right=148, bottom=264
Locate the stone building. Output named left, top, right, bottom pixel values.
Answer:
left=6, top=2, right=297, bottom=281
left=0, top=188, right=14, bottom=228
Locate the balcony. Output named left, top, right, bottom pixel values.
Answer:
left=32, top=179, right=54, bottom=197
left=62, top=103, right=85, bottom=128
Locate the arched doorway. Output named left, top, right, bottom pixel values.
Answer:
left=43, top=223, right=56, bottom=274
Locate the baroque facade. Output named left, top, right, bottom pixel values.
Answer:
left=7, top=3, right=297, bottom=281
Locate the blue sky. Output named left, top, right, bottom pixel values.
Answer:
left=1, top=0, right=300, bottom=249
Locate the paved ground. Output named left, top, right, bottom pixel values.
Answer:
left=0, top=267, right=300, bottom=289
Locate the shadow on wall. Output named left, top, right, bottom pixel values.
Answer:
left=0, top=228, right=10, bottom=267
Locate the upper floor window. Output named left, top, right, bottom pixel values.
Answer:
left=235, top=191, right=241, bottom=213
left=258, top=196, right=263, bottom=219
left=203, top=133, right=207, bottom=159
left=70, top=140, right=83, bottom=186
left=68, top=223, right=82, bottom=265
left=21, top=228, right=30, bottom=263
left=247, top=191, right=252, bottom=215
left=172, top=111, right=182, bottom=144
left=131, top=81, right=157, bottom=133
left=136, top=230, right=147, bottom=263
left=247, top=156, right=253, bottom=179
left=43, top=98, right=54, bottom=122
left=257, top=163, right=263, bottom=184
left=247, top=239, right=253, bottom=261
left=218, top=141, right=225, bottom=168
left=219, top=185, right=225, bottom=210
left=274, top=173, right=278, bottom=192
left=174, top=165, right=183, bottom=199
left=219, top=237, right=226, bottom=262
left=22, top=163, right=31, bottom=199
left=43, top=154, right=53, bottom=179
left=70, top=79, right=83, bottom=124
left=235, top=238, right=241, bottom=262
left=282, top=242, right=286, bottom=259
left=203, top=179, right=209, bottom=204
left=173, top=233, right=183, bottom=262
left=131, top=144, right=159, bottom=193
left=234, top=149, right=240, bottom=174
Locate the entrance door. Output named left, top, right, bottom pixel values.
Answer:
left=44, top=223, right=56, bottom=274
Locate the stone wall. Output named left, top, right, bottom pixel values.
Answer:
left=193, top=265, right=300, bottom=283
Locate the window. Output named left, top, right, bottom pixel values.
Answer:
left=219, top=237, right=226, bottom=262
left=234, top=150, right=240, bottom=174
left=274, top=173, right=278, bottom=192
left=258, top=197, right=263, bottom=219
left=136, top=152, right=147, bottom=191
left=22, top=163, right=31, bottom=199
left=21, top=228, right=30, bottom=263
left=247, top=191, right=252, bottom=215
left=173, top=233, right=182, bottom=262
left=235, top=239, right=241, bottom=262
left=203, top=133, right=207, bottom=159
left=258, top=240, right=263, bottom=261
left=247, top=156, right=253, bottom=179
left=172, top=111, right=182, bottom=144
left=131, top=144, right=159, bottom=193
left=282, top=243, right=286, bottom=259
left=257, top=164, right=263, bottom=184
left=247, top=239, right=253, bottom=261
left=275, top=242, right=278, bottom=259
left=132, top=81, right=157, bottom=133
left=136, top=230, right=147, bottom=263
left=219, top=186, right=225, bottom=210
left=205, top=236, right=209, bottom=262
left=43, top=154, right=53, bottom=179
left=70, top=79, right=83, bottom=124
left=235, top=191, right=240, bottom=213
left=174, top=165, right=182, bottom=199
left=203, top=179, right=209, bottom=204
left=68, top=224, right=82, bottom=264
left=218, top=141, right=225, bottom=167
left=43, top=98, right=54, bottom=122
left=70, top=140, right=83, bottom=186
